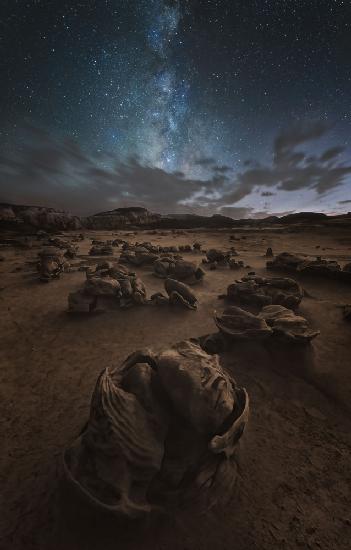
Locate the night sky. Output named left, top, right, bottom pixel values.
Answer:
left=1, top=0, right=351, bottom=216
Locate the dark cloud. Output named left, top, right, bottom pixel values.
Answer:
left=193, top=158, right=231, bottom=175
left=320, top=147, right=344, bottom=162
left=212, top=164, right=232, bottom=174
left=338, top=199, right=351, bottom=204
left=273, top=121, right=329, bottom=165
left=0, top=127, right=223, bottom=215
left=194, top=156, right=216, bottom=167
left=216, top=121, right=351, bottom=206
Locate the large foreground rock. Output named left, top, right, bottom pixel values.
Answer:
left=63, top=341, right=249, bottom=517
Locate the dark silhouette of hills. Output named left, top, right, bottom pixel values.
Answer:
left=1, top=202, right=351, bottom=231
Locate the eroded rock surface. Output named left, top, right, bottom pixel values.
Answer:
left=150, top=278, right=198, bottom=310
left=226, top=275, right=303, bottom=309
left=258, top=305, right=320, bottom=343
left=63, top=341, right=249, bottom=517
left=120, top=247, right=159, bottom=266
left=215, top=306, right=272, bottom=340
left=68, top=262, right=147, bottom=312
left=214, top=303, right=319, bottom=344
left=267, top=252, right=351, bottom=282
left=38, top=247, right=69, bottom=282
left=154, top=258, right=204, bottom=284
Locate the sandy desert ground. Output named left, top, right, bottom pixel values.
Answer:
left=1, top=226, right=351, bottom=549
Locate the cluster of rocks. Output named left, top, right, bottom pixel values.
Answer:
left=202, top=248, right=242, bottom=270
left=153, top=258, right=205, bottom=284
left=213, top=304, right=319, bottom=346
left=123, top=241, right=201, bottom=254
left=208, top=272, right=319, bottom=346
left=63, top=340, right=249, bottom=517
left=38, top=248, right=70, bottom=282
left=120, top=244, right=161, bottom=266
left=68, top=258, right=200, bottom=313
left=179, top=242, right=202, bottom=252
left=89, top=241, right=114, bottom=256
left=44, top=237, right=78, bottom=259
left=36, top=236, right=80, bottom=281
left=68, top=262, right=147, bottom=312
left=117, top=241, right=206, bottom=285
left=267, top=252, right=351, bottom=282
left=120, top=240, right=202, bottom=256
left=224, top=275, right=303, bottom=310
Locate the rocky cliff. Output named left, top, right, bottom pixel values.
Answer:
left=0, top=203, right=82, bottom=231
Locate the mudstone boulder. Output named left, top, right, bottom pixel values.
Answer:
left=63, top=340, right=249, bottom=517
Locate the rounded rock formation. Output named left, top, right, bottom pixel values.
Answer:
left=63, top=341, right=249, bottom=517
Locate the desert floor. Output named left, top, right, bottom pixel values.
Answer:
left=1, top=226, right=351, bottom=549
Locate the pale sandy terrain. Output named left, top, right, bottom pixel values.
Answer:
left=1, top=226, right=351, bottom=549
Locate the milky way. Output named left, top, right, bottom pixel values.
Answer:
left=1, top=1, right=351, bottom=215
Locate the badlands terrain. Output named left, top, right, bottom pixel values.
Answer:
left=1, top=221, right=351, bottom=550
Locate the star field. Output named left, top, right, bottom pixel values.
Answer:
left=1, top=0, right=351, bottom=215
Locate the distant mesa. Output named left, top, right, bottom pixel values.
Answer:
left=86, top=207, right=161, bottom=229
